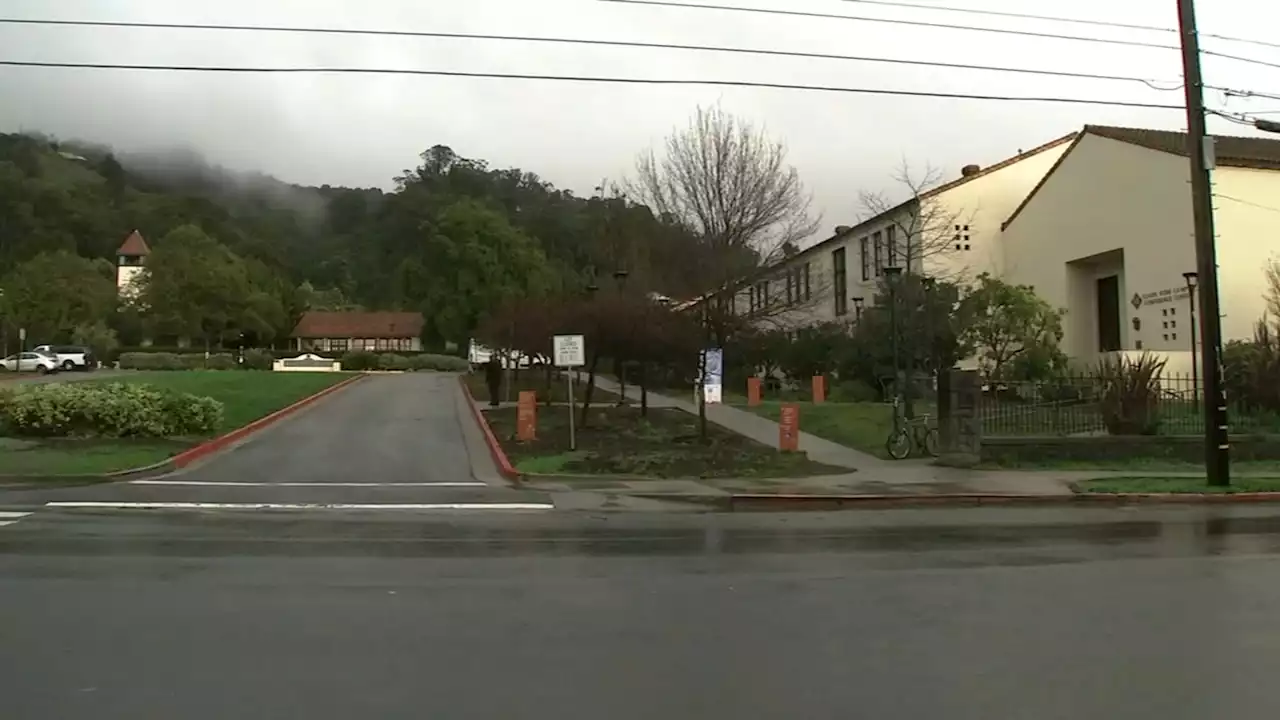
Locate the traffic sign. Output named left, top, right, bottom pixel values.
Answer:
left=553, top=334, right=585, bottom=368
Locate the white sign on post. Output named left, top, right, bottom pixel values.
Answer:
left=553, top=334, right=586, bottom=368
left=552, top=334, right=586, bottom=451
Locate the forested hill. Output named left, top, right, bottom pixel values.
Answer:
left=0, top=132, right=700, bottom=347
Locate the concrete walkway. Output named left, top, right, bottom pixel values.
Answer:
left=582, top=376, right=1122, bottom=498
left=590, top=376, right=887, bottom=470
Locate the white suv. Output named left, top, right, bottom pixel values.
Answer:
left=0, top=351, right=60, bottom=374
left=31, top=345, right=96, bottom=372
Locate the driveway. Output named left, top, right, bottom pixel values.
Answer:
left=5, top=373, right=550, bottom=508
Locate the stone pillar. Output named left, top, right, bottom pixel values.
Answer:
left=939, top=369, right=982, bottom=467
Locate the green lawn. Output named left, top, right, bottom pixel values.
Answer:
left=484, top=405, right=849, bottom=479
left=739, top=400, right=907, bottom=459
left=1079, top=476, right=1280, bottom=494
left=0, top=371, right=355, bottom=477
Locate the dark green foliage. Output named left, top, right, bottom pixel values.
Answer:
left=1224, top=321, right=1280, bottom=414
left=1094, top=353, right=1167, bottom=436
left=0, top=133, right=701, bottom=351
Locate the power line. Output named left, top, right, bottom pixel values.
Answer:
left=598, top=0, right=1280, bottom=70
left=0, top=17, right=1181, bottom=88
left=0, top=59, right=1187, bottom=110
left=839, top=0, right=1280, bottom=51
left=1215, top=194, right=1280, bottom=215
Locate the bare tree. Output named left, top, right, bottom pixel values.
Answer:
left=631, top=104, right=820, bottom=283
left=628, top=104, right=822, bottom=438
left=1266, top=257, right=1280, bottom=325
left=857, top=159, right=973, bottom=282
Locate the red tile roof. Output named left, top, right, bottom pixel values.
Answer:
left=290, top=311, right=425, bottom=339
left=117, top=230, right=150, bottom=257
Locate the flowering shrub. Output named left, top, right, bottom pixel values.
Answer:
left=0, top=382, right=223, bottom=438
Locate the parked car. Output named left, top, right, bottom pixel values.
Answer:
left=31, top=345, right=96, bottom=372
left=0, top=351, right=61, bottom=374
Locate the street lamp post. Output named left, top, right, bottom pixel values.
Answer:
left=1183, top=271, right=1199, bottom=409
left=613, top=268, right=630, bottom=405
left=884, top=266, right=903, bottom=402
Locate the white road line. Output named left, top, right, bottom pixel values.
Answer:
left=126, top=481, right=488, bottom=487
left=0, top=511, right=32, bottom=527
left=45, top=502, right=554, bottom=511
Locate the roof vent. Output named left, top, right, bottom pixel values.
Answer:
left=834, top=225, right=851, bottom=234
left=961, top=164, right=981, bottom=177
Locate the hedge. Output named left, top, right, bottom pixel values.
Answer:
left=339, top=351, right=470, bottom=372
left=0, top=382, right=223, bottom=438
left=118, top=352, right=238, bottom=371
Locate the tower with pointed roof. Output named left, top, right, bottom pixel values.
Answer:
left=116, top=230, right=150, bottom=299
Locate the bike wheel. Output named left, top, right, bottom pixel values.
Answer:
left=922, top=428, right=940, bottom=457
left=885, top=429, right=912, bottom=460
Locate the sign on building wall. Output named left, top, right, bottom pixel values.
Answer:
left=1131, top=285, right=1191, bottom=310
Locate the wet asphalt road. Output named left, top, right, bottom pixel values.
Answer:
left=7, top=506, right=1280, bottom=719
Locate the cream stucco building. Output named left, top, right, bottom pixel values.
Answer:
left=1000, top=126, right=1280, bottom=374
left=732, top=132, right=1076, bottom=326
left=740, top=125, right=1280, bottom=374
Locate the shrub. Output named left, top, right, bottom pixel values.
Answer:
left=339, top=350, right=378, bottom=371
left=378, top=353, right=411, bottom=371
left=241, top=348, right=274, bottom=371
left=1224, top=321, right=1280, bottom=414
left=408, top=353, right=472, bottom=372
left=205, top=353, right=237, bottom=370
left=118, top=352, right=185, bottom=370
left=829, top=379, right=878, bottom=403
left=0, top=382, right=223, bottom=438
left=1094, top=353, right=1166, bottom=435
left=118, top=352, right=237, bottom=370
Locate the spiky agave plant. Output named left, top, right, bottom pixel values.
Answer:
left=1094, top=352, right=1167, bottom=435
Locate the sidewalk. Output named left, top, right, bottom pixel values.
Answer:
left=590, top=376, right=886, bottom=470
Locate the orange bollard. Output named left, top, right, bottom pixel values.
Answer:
left=779, top=403, right=800, bottom=452
left=747, top=377, right=762, bottom=407
left=812, top=375, right=826, bottom=403
left=517, top=390, right=537, bottom=441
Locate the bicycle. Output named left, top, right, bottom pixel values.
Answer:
left=885, top=394, right=939, bottom=460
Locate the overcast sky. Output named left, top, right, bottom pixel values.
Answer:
left=0, top=0, right=1274, bottom=239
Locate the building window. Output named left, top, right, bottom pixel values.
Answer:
left=330, top=339, right=349, bottom=352
left=833, top=248, right=848, bottom=316
left=802, top=262, right=812, bottom=301
left=786, top=270, right=795, bottom=304
left=860, top=237, right=870, bottom=281
left=760, top=280, right=770, bottom=308
left=954, top=224, right=971, bottom=251
left=886, top=226, right=898, bottom=267
left=872, top=231, right=882, bottom=276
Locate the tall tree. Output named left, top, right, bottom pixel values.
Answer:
left=392, top=198, right=556, bottom=346
left=628, top=104, right=819, bottom=437
left=0, top=251, right=117, bottom=344
left=958, top=273, right=1065, bottom=381
left=858, top=160, right=973, bottom=281
left=140, top=224, right=254, bottom=347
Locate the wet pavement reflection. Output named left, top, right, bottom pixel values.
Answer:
left=7, top=506, right=1280, bottom=719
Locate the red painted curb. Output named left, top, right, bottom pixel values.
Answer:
left=170, top=374, right=366, bottom=469
left=457, top=374, right=520, bottom=482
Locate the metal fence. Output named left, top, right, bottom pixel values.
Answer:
left=979, top=373, right=1280, bottom=437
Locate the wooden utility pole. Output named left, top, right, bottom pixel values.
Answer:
left=1176, top=0, right=1230, bottom=486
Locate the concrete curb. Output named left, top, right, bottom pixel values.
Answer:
left=169, top=373, right=366, bottom=469
left=620, top=490, right=1280, bottom=511
left=457, top=374, right=520, bottom=482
